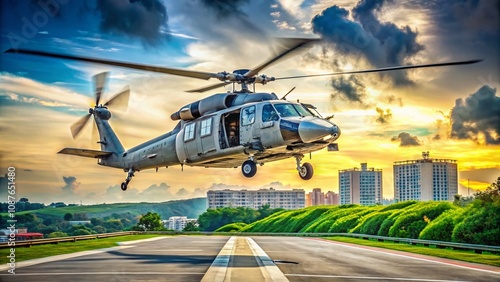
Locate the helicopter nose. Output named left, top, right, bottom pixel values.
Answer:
left=298, top=119, right=340, bottom=143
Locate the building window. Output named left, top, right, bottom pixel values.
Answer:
left=184, top=123, right=195, bottom=141
left=200, top=118, right=212, bottom=137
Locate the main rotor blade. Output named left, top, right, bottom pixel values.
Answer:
left=93, top=72, right=108, bottom=106
left=70, top=113, right=92, bottom=139
left=275, top=60, right=482, bottom=80
left=244, top=38, right=320, bottom=78
left=5, top=49, right=218, bottom=80
left=104, top=87, right=130, bottom=111
left=186, top=82, right=231, bottom=93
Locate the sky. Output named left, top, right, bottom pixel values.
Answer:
left=0, top=0, right=499, bottom=204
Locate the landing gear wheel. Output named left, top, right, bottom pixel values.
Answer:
left=298, top=162, right=313, bottom=180
left=241, top=160, right=257, bottom=178
left=120, top=182, right=127, bottom=191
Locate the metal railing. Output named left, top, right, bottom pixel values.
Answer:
left=0, top=231, right=140, bottom=248
left=1, top=231, right=498, bottom=254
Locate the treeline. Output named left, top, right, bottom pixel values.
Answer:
left=0, top=211, right=139, bottom=237
left=221, top=178, right=500, bottom=246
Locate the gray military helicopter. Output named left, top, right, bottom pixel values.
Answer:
left=5, top=38, right=480, bottom=191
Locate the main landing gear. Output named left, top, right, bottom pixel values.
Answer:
left=295, top=155, right=313, bottom=180
left=121, top=169, right=135, bottom=191
left=241, top=159, right=257, bottom=178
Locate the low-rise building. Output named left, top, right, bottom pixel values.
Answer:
left=207, top=188, right=305, bottom=209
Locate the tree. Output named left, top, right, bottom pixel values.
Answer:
left=183, top=221, right=199, bottom=231
left=73, top=229, right=92, bottom=236
left=48, top=231, right=68, bottom=238
left=136, top=212, right=162, bottom=231
left=19, top=198, right=29, bottom=203
left=64, top=213, right=73, bottom=221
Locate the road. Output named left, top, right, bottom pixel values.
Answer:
left=0, top=236, right=498, bottom=281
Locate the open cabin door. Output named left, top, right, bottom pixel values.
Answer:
left=240, top=105, right=256, bottom=145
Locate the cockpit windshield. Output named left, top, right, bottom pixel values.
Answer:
left=274, top=103, right=313, bottom=118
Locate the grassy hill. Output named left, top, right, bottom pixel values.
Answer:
left=2, top=198, right=207, bottom=220
left=220, top=200, right=499, bottom=246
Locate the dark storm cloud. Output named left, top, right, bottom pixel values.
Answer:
left=330, top=76, right=366, bottom=104
left=311, top=1, right=424, bottom=85
left=450, top=85, right=500, bottom=144
left=200, top=0, right=249, bottom=19
left=375, top=107, right=392, bottom=124
left=62, top=176, right=79, bottom=194
left=391, top=132, right=421, bottom=146
left=96, top=0, right=169, bottom=46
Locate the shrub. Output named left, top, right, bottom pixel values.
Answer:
left=352, top=211, right=393, bottom=235
left=389, top=202, right=455, bottom=238
left=419, top=209, right=465, bottom=241
left=215, top=222, right=247, bottom=232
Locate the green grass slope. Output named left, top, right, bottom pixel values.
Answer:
left=1, top=198, right=207, bottom=220
left=223, top=201, right=499, bottom=246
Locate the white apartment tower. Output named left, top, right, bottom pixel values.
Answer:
left=207, top=188, right=305, bottom=209
left=339, top=163, right=383, bottom=206
left=394, top=152, right=458, bottom=202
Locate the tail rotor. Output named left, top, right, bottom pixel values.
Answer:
left=70, top=72, right=130, bottom=139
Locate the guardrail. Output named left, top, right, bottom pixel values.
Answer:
left=142, top=231, right=500, bottom=254
left=0, top=231, right=140, bottom=249
left=1, top=231, right=498, bottom=254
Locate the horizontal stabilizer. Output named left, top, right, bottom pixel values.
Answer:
left=58, top=148, right=113, bottom=158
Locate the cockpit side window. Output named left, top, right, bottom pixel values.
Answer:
left=262, top=104, right=279, bottom=122
left=274, top=103, right=300, bottom=117
left=293, top=104, right=313, bottom=117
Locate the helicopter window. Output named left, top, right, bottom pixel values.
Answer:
left=274, top=103, right=300, bottom=117
left=293, top=104, right=313, bottom=117
left=262, top=104, right=279, bottom=122
left=241, top=106, right=255, bottom=126
left=200, top=118, right=212, bottom=137
left=184, top=123, right=195, bottom=141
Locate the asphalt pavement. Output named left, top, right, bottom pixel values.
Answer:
left=0, top=235, right=498, bottom=282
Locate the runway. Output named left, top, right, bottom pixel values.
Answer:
left=1, top=236, right=498, bottom=281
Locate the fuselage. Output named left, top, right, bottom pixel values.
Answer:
left=100, top=96, right=340, bottom=172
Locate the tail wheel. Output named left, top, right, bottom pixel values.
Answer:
left=299, top=162, right=313, bottom=180
left=120, top=182, right=127, bottom=191
left=241, top=160, right=257, bottom=178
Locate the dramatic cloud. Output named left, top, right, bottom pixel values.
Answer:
left=62, top=176, right=80, bottom=194
left=374, top=107, right=392, bottom=124
left=311, top=1, right=423, bottom=85
left=391, top=132, right=421, bottom=146
left=96, top=0, right=169, bottom=46
left=450, top=85, right=500, bottom=144
left=331, top=76, right=366, bottom=104
left=199, top=0, right=249, bottom=19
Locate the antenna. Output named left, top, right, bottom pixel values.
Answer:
left=281, top=86, right=296, bottom=100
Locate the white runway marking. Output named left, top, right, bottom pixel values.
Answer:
left=247, top=237, right=289, bottom=282
left=201, top=236, right=236, bottom=282
left=0, top=246, right=133, bottom=271
left=0, top=272, right=205, bottom=276
left=286, top=274, right=468, bottom=282
left=312, top=239, right=500, bottom=275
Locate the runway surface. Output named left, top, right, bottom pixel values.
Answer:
left=1, top=236, right=498, bottom=281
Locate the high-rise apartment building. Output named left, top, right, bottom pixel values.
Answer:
left=394, top=152, right=458, bottom=201
left=324, top=191, right=339, bottom=205
left=305, top=189, right=339, bottom=206
left=207, top=188, right=305, bottom=209
left=339, top=163, right=383, bottom=205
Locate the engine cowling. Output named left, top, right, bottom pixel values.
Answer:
left=170, top=94, right=237, bottom=121
left=170, top=92, right=279, bottom=121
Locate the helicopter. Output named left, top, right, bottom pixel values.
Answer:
left=4, top=38, right=481, bottom=191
